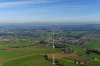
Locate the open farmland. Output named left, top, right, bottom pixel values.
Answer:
left=0, top=0, right=100, bottom=65
left=0, top=26, right=100, bottom=66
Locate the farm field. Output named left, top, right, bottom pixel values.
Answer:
left=0, top=46, right=58, bottom=66
left=0, top=30, right=100, bottom=66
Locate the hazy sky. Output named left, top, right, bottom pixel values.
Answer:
left=0, top=0, right=100, bottom=24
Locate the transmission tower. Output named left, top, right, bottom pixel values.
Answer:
left=52, top=33, right=55, bottom=66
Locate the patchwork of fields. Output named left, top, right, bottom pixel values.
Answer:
left=0, top=31, right=100, bottom=66
left=0, top=46, right=54, bottom=66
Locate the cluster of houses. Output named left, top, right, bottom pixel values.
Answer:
left=0, top=37, right=13, bottom=42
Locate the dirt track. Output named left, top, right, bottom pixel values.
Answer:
left=47, top=53, right=88, bottom=61
left=0, top=54, right=35, bottom=64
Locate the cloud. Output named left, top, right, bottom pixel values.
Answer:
left=0, top=1, right=29, bottom=7
left=0, top=0, right=47, bottom=7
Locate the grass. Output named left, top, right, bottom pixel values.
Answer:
left=68, top=44, right=100, bottom=66
left=2, top=55, right=52, bottom=66
left=0, top=46, right=61, bottom=66
left=0, top=32, right=100, bottom=66
left=84, top=39, right=100, bottom=48
left=57, top=57, right=79, bottom=66
left=1, top=43, right=99, bottom=66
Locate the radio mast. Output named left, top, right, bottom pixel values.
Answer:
left=52, top=25, right=56, bottom=66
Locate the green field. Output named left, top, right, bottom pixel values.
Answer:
left=2, top=55, right=52, bottom=66
left=0, top=31, right=100, bottom=66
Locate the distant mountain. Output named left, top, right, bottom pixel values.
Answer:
left=0, top=23, right=100, bottom=31
left=58, top=24, right=100, bottom=31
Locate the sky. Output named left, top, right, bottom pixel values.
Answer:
left=0, top=0, right=100, bottom=24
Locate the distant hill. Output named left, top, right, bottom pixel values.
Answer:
left=58, top=24, right=100, bottom=31
left=0, top=23, right=100, bottom=31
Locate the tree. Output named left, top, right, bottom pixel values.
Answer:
left=39, top=40, right=47, bottom=44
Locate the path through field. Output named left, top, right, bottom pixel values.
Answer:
left=0, top=54, right=35, bottom=65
